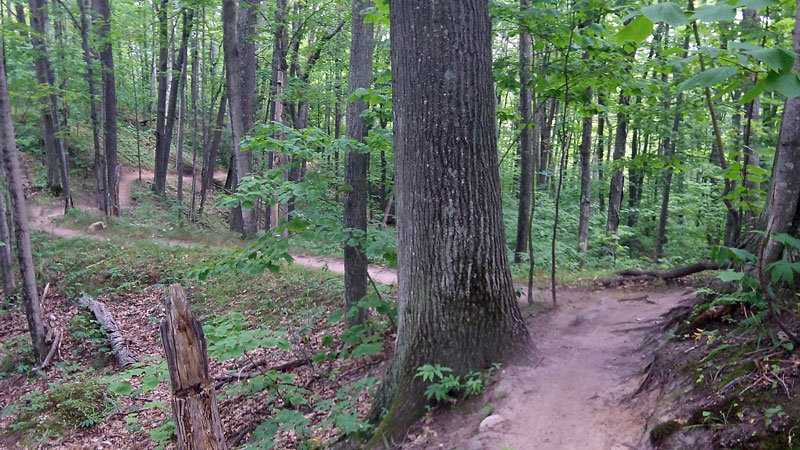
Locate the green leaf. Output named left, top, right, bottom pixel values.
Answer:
left=641, top=3, right=688, bottom=26
left=140, top=375, right=161, bottom=393
left=613, top=15, right=653, bottom=45
left=768, top=261, right=794, bottom=284
left=351, top=342, right=382, bottom=359
left=679, top=66, right=738, bottom=91
left=744, top=48, right=797, bottom=72
left=739, top=79, right=766, bottom=104
left=772, top=233, right=800, bottom=250
left=108, top=381, right=132, bottom=396
left=717, top=270, right=745, bottom=282
left=765, top=71, right=800, bottom=98
left=691, top=4, right=736, bottom=22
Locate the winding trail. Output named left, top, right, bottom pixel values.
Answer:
left=27, top=167, right=400, bottom=285
left=28, top=167, right=688, bottom=448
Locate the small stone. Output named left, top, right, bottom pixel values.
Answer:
left=478, top=414, right=506, bottom=432
left=491, top=379, right=514, bottom=402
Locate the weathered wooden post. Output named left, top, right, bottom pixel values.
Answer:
left=160, top=284, right=227, bottom=450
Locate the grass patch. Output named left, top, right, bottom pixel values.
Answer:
left=31, top=232, right=344, bottom=322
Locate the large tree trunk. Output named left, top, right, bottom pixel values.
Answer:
left=227, top=0, right=259, bottom=236
left=343, top=0, right=375, bottom=328
left=577, top=83, right=593, bottom=254
left=368, top=1, right=531, bottom=443
left=606, top=91, right=630, bottom=245
left=28, top=0, right=72, bottom=210
left=514, top=0, right=533, bottom=263
left=762, top=2, right=800, bottom=265
left=95, top=0, right=119, bottom=216
left=76, top=0, right=106, bottom=214
left=222, top=0, right=256, bottom=238
left=0, top=55, right=47, bottom=362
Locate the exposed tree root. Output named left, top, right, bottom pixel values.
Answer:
left=600, top=260, right=720, bottom=287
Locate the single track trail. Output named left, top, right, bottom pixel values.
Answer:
left=28, top=167, right=686, bottom=449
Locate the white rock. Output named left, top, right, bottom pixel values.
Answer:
left=478, top=414, right=506, bottom=432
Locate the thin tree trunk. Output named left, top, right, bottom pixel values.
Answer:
left=0, top=160, right=16, bottom=295
left=514, top=0, right=533, bottom=263
left=76, top=0, right=105, bottom=213
left=153, top=0, right=169, bottom=195
left=199, top=93, right=226, bottom=213
left=343, top=0, right=375, bottom=328
left=606, top=91, right=630, bottom=247
left=656, top=36, right=690, bottom=261
left=0, top=54, right=47, bottom=362
left=28, top=0, right=72, bottom=210
left=157, top=9, right=193, bottom=198
left=577, top=83, right=593, bottom=254
left=95, top=0, right=118, bottom=215
left=190, top=31, right=199, bottom=223
left=368, top=1, right=530, bottom=443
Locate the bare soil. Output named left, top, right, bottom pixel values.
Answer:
left=404, top=286, right=698, bottom=450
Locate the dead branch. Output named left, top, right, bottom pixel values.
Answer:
left=214, top=358, right=311, bottom=390
left=78, top=296, right=136, bottom=368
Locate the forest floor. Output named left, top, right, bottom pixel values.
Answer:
left=14, top=168, right=704, bottom=449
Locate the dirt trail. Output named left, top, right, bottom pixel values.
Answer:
left=416, top=287, right=693, bottom=450
left=27, top=167, right=400, bottom=285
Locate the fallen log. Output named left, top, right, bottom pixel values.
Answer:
left=600, top=260, right=720, bottom=287
left=78, top=296, right=136, bottom=368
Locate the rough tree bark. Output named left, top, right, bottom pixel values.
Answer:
left=160, top=285, right=227, bottom=450
left=761, top=3, right=800, bottom=266
left=367, top=1, right=531, bottom=444
left=222, top=0, right=256, bottom=237
left=514, top=0, right=533, bottom=263
left=343, top=0, right=374, bottom=328
left=0, top=55, right=47, bottom=362
left=95, top=0, right=119, bottom=215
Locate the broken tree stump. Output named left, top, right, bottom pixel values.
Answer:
left=160, top=284, right=227, bottom=450
left=78, top=296, right=136, bottom=368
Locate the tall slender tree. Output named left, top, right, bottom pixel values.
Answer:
left=95, top=0, right=118, bottom=215
left=0, top=52, right=47, bottom=362
left=28, top=0, right=72, bottom=210
left=343, top=0, right=375, bottom=327
left=514, top=0, right=534, bottom=263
